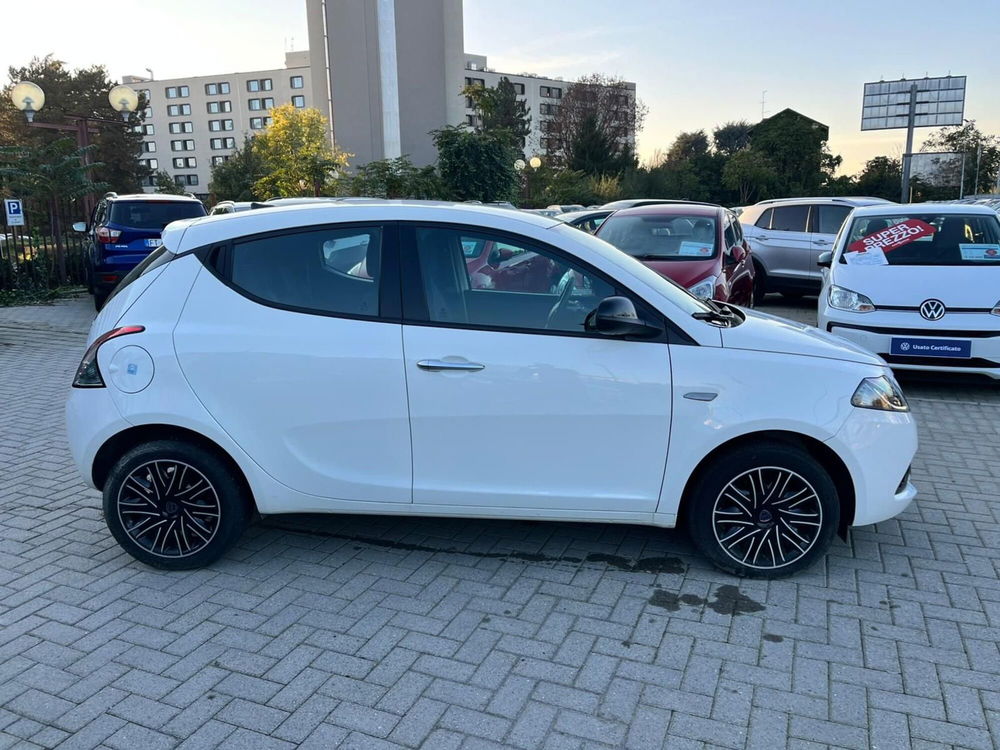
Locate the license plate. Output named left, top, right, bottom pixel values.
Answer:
left=145, top=238, right=162, bottom=248
left=890, top=337, right=971, bottom=358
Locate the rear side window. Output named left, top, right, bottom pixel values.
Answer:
left=109, top=201, right=206, bottom=229
left=754, top=208, right=772, bottom=229
left=230, top=226, right=381, bottom=317
left=770, top=205, right=809, bottom=232
left=815, top=205, right=852, bottom=235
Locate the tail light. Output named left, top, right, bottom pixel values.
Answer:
left=95, top=226, right=122, bottom=243
left=73, top=326, right=145, bottom=388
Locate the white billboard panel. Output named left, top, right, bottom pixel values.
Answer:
left=861, top=76, right=966, bottom=131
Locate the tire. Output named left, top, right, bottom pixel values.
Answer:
left=780, top=291, right=804, bottom=301
left=103, top=440, right=250, bottom=570
left=752, top=264, right=767, bottom=305
left=685, top=442, right=839, bottom=578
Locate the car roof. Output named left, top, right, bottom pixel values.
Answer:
left=108, top=193, right=203, bottom=203
left=752, top=196, right=891, bottom=207
left=556, top=209, right=613, bottom=221
left=163, top=201, right=562, bottom=252
left=850, top=202, right=1000, bottom=217
left=612, top=203, right=721, bottom=218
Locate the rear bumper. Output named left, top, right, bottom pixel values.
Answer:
left=66, top=385, right=130, bottom=490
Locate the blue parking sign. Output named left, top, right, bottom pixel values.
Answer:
left=4, top=199, right=24, bottom=227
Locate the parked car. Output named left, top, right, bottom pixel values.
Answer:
left=600, top=199, right=695, bottom=210
left=209, top=201, right=263, bottom=215
left=546, top=204, right=585, bottom=214
left=66, top=202, right=916, bottom=578
left=739, top=197, right=891, bottom=302
left=555, top=209, right=614, bottom=234
left=596, top=204, right=755, bottom=306
left=73, top=193, right=206, bottom=310
left=819, top=203, right=1000, bottom=379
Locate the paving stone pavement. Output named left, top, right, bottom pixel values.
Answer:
left=0, top=293, right=998, bottom=749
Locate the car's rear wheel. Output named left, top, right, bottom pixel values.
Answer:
left=103, top=440, right=249, bottom=570
left=752, top=263, right=767, bottom=305
left=685, top=442, right=839, bottom=578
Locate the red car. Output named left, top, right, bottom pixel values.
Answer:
left=596, top=203, right=756, bottom=306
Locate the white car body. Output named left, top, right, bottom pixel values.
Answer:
left=66, top=203, right=917, bottom=572
left=819, top=203, right=1000, bottom=379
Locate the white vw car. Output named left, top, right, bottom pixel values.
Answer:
left=819, top=203, right=1000, bottom=379
left=66, top=203, right=917, bottom=578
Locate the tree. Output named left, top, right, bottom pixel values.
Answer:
left=252, top=104, right=349, bottom=198
left=921, top=121, right=1000, bottom=196
left=2, top=56, right=147, bottom=193
left=854, top=156, right=901, bottom=201
left=333, top=156, right=444, bottom=199
left=0, top=137, right=106, bottom=282
left=464, top=77, right=531, bottom=153
left=666, top=130, right=710, bottom=162
left=432, top=126, right=518, bottom=202
left=153, top=170, right=187, bottom=195
left=713, top=121, right=753, bottom=157
left=750, top=110, right=841, bottom=196
left=722, top=148, right=778, bottom=204
left=566, top=113, right=619, bottom=175
left=208, top=137, right=267, bottom=201
left=547, top=74, right=645, bottom=176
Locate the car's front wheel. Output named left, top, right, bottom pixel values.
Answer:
left=103, top=440, right=249, bottom=570
left=685, top=442, right=839, bottom=578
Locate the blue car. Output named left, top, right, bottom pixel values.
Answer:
left=77, top=193, right=206, bottom=309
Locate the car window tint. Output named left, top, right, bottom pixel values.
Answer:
left=816, top=205, right=853, bottom=235
left=109, top=201, right=206, bottom=229
left=724, top=216, right=737, bottom=249
left=413, top=226, right=614, bottom=334
left=230, top=226, right=381, bottom=316
left=754, top=208, right=772, bottom=229
left=770, top=205, right=809, bottom=232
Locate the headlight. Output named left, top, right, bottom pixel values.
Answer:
left=687, top=275, right=717, bottom=300
left=851, top=375, right=909, bottom=412
left=828, top=285, right=876, bottom=313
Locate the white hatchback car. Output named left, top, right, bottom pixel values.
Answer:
left=66, top=203, right=917, bottom=578
left=819, top=203, right=1000, bottom=379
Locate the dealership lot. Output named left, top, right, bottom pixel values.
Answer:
left=1, top=296, right=998, bottom=749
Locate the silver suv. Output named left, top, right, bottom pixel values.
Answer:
left=739, top=197, right=891, bottom=300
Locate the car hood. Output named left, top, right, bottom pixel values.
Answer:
left=721, top=307, right=884, bottom=366
left=831, top=263, right=1000, bottom=307
left=638, top=257, right=719, bottom=288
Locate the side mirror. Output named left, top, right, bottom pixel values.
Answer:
left=817, top=251, right=833, bottom=268
left=728, top=245, right=746, bottom=264
left=585, top=296, right=662, bottom=338
left=72, top=222, right=87, bottom=233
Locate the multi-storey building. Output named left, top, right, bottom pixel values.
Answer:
left=124, top=51, right=312, bottom=196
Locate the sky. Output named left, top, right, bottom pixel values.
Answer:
left=4, top=0, right=999, bottom=174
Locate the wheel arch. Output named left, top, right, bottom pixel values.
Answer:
left=91, top=424, right=258, bottom=514
left=676, top=429, right=855, bottom=538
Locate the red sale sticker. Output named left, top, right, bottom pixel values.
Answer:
left=848, top=219, right=936, bottom=254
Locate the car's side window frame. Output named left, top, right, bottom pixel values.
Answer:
left=754, top=208, right=773, bottom=230
left=201, top=221, right=402, bottom=323
left=398, top=221, right=694, bottom=345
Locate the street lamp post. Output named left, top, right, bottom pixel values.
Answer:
left=9, top=81, right=139, bottom=216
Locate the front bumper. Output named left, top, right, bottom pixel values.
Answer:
left=820, top=311, right=1000, bottom=379
left=825, top=402, right=918, bottom=527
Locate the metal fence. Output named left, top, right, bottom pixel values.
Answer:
left=0, top=227, right=88, bottom=292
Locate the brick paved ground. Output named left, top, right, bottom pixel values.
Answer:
left=1, top=293, right=998, bottom=749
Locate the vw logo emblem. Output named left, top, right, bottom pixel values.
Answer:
left=919, top=299, right=946, bottom=321
left=899, top=342, right=910, bottom=351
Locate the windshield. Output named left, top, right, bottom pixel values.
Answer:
left=551, top=223, right=712, bottom=316
left=598, top=214, right=718, bottom=260
left=109, top=201, right=206, bottom=230
left=839, top=213, right=1000, bottom=266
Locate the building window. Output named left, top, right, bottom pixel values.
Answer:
left=292, top=95, right=305, bottom=108
left=247, top=78, right=272, bottom=93
left=141, top=124, right=154, bottom=135
left=208, top=119, right=234, bottom=132
left=166, top=86, right=178, bottom=98
left=210, top=137, right=236, bottom=150
left=138, top=89, right=150, bottom=101
left=290, top=75, right=304, bottom=89
left=263, top=97, right=274, bottom=109
left=166, top=85, right=190, bottom=98
left=513, top=82, right=525, bottom=95
left=540, top=103, right=561, bottom=116
left=220, top=82, right=230, bottom=94
left=211, top=155, right=230, bottom=166
left=172, top=157, right=197, bottom=169
left=142, top=107, right=152, bottom=118
left=248, top=98, right=262, bottom=111
left=261, top=78, right=272, bottom=91
left=169, top=122, right=194, bottom=134
left=167, top=103, right=191, bottom=116
left=177, top=174, right=199, bottom=186
left=540, top=86, right=563, bottom=99
left=250, top=117, right=266, bottom=130
left=139, top=158, right=158, bottom=170
left=465, top=77, right=485, bottom=88
left=207, top=100, right=232, bottom=114
left=180, top=85, right=189, bottom=97
left=206, top=83, right=218, bottom=96
left=142, top=141, right=156, bottom=153
left=170, top=139, right=196, bottom=152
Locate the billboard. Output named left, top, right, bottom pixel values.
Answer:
left=861, top=76, right=966, bottom=131
left=909, top=151, right=965, bottom=188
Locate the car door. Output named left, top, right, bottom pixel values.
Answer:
left=399, top=223, right=672, bottom=513
left=754, top=204, right=811, bottom=283
left=722, top=212, right=753, bottom=305
left=174, top=222, right=413, bottom=503
left=809, top=204, right=852, bottom=280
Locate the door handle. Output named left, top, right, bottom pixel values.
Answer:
left=417, top=359, right=485, bottom=372
left=756, top=235, right=769, bottom=241
left=814, top=239, right=831, bottom=246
